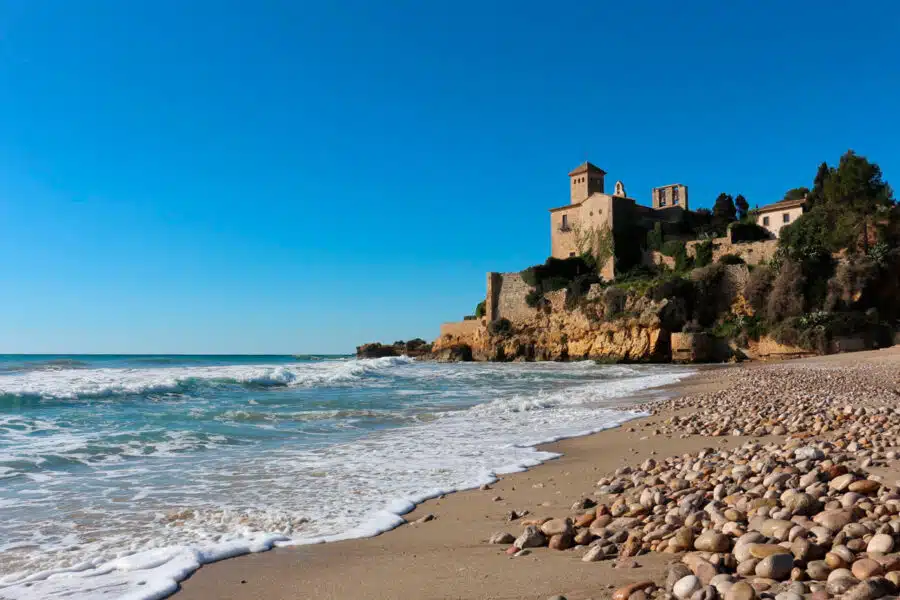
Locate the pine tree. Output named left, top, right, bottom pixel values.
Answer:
left=735, top=194, right=749, bottom=221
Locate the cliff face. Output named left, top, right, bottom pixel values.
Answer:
left=432, top=287, right=685, bottom=362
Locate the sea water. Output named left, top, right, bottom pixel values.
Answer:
left=0, top=354, right=692, bottom=599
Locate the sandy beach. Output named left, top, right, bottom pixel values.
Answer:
left=175, top=348, right=900, bottom=600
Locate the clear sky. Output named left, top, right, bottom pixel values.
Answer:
left=0, top=1, right=897, bottom=354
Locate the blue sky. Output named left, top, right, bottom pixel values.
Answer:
left=0, top=0, right=897, bottom=354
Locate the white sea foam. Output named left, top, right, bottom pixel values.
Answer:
left=0, top=356, right=414, bottom=400
left=0, top=360, right=692, bottom=600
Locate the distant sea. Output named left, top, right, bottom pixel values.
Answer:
left=0, top=354, right=693, bottom=599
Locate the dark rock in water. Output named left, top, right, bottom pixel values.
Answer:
left=356, top=339, right=431, bottom=359
left=432, top=344, right=473, bottom=362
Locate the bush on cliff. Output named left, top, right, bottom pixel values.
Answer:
left=474, top=300, right=486, bottom=319
left=521, top=255, right=601, bottom=309
left=694, top=240, right=714, bottom=268
left=729, top=222, right=771, bottom=243
left=488, top=318, right=512, bottom=337
left=717, top=253, right=745, bottom=265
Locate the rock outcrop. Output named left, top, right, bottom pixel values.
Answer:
left=432, top=285, right=686, bottom=362
left=356, top=339, right=431, bottom=359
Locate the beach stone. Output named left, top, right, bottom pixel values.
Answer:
left=795, top=447, right=824, bottom=461
left=673, top=575, right=702, bottom=600
left=806, top=560, right=831, bottom=581
left=574, top=529, right=594, bottom=545
left=724, top=581, right=756, bottom=600
left=737, top=559, right=760, bottom=577
left=748, top=544, right=792, bottom=559
left=885, top=571, right=900, bottom=587
left=774, top=592, right=803, bottom=600
left=759, top=519, right=794, bottom=539
left=582, top=544, right=609, bottom=562
left=828, top=568, right=855, bottom=583
left=488, top=531, right=515, bottom=544
left=695, top=532, right=731, bottom=553
left=755, top=553, right=794, bottom=580
left=548, top=532, right=574, bottom=551
left=689, top=585, right=717, bottom=600
left=514, top=525, right=546, bottom=549
left=541, top=518, right=574, bottom=537
left=825, top=577, right=859, bottom=595
left=843, top=578, right=893, bottom=600
left=848, top=480, right=881, bottom=494
left=867, top=533, right=894, bottom=554
left=667, top=564, right=694, bottom=592
left=813, top=510, right=854, bottom=531
left=414, top=513, right=435, bottom=524
left=575, top=512, right=596, bottom=528
left=670, top=527, right=695, bottom=552
left=851, top=558, right=884, bottom=580
left=829, top=474, right=857, bottom=492
left=613, top=581, right=655, bottom=600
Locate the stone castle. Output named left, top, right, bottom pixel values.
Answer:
left=549, top=162, right=689, bottom=279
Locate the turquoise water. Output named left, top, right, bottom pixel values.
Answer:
left=0, top=354, right=692, bottom=600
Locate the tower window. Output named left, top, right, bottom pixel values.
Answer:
left=783, top=213, right=790, bottom=223
left=658, top=189, right=666, bottom=207
left=672, top=186, right=680, bottom=205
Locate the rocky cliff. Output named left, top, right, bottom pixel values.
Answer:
left=432, top=285, right=687, bottom=362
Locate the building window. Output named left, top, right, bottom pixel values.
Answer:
left=657, top=189, right=666, bottom=207
left=569, top=252, right=576, bottom=257
left=783, top=213, right=790, bottom=223
left=560, top=214, right=570, bottom=231
left=763, top=216, right=770, bottom=226
left=672, top=186, right=679, bottom=205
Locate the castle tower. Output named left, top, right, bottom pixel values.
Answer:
left=651, top=184, right=689, bottom=211
left=568, top=162, right=606, bottom=204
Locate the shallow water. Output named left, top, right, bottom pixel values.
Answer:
left=0, top=354, right=693, bottom=599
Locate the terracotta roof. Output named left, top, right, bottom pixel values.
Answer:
left=568, top=162, right=606, bottom=177
left=757, top=198, right=807, bottom=213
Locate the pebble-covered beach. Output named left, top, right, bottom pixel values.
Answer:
left=487, top=359, right=900, bottom=600
left=175, top=349, right=900, bottom=600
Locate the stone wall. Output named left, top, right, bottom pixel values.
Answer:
left=686, top=238, right=778, bottom=266
left=643, top=250, right=675, bottom=269
left=486, top=272, right=537, bottom=324
left=439, top=319, right=482, bottom=340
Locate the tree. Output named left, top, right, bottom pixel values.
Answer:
left=712, top=193, right=737, bottom=233
left=823, top=150, right=894, bottom=253
left=735, top=194, right=749, bottom=221
left=783, top=187, right=810, bottom=201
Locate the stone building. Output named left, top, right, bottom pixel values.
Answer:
left=755, top=197, right=807, bottom=238
left=549, top=162, right=690, bottom=279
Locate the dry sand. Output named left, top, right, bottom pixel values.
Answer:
left=175, top=348, right=900, bottom=600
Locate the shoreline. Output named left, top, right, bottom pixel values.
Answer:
left=178, top=347, right=900, bottom=600
left=173, top=362, right=733, bottom=599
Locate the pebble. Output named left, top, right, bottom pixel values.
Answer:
left=673, top=575, right=702, bottom=600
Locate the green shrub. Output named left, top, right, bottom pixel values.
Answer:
left=717, top=253, right=745, bottom=265
left=694, top=240, right=714, bottom=268
left=745, top=265, right=774, bottom=314
left=660, top=240, right=685, bottom=257
left=767, top=260, right=806, bottom=321
left=525, top=288, right=544, bottom=308
left=729, top=222, right=771, bottom=243
left=488, top=318, right=512, bottom=336
left=474, top=300, right=486, bottom=319
left=646, top=222, right=663, bottom=251
left=673, top=243, right=692, bottom=272
left=691, top=264, right=726, bottom=326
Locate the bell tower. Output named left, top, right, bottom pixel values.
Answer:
left=568, top=162, right=606, bottom=204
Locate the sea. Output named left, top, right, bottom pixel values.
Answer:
left=0, top=354, right=693, bottom=600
